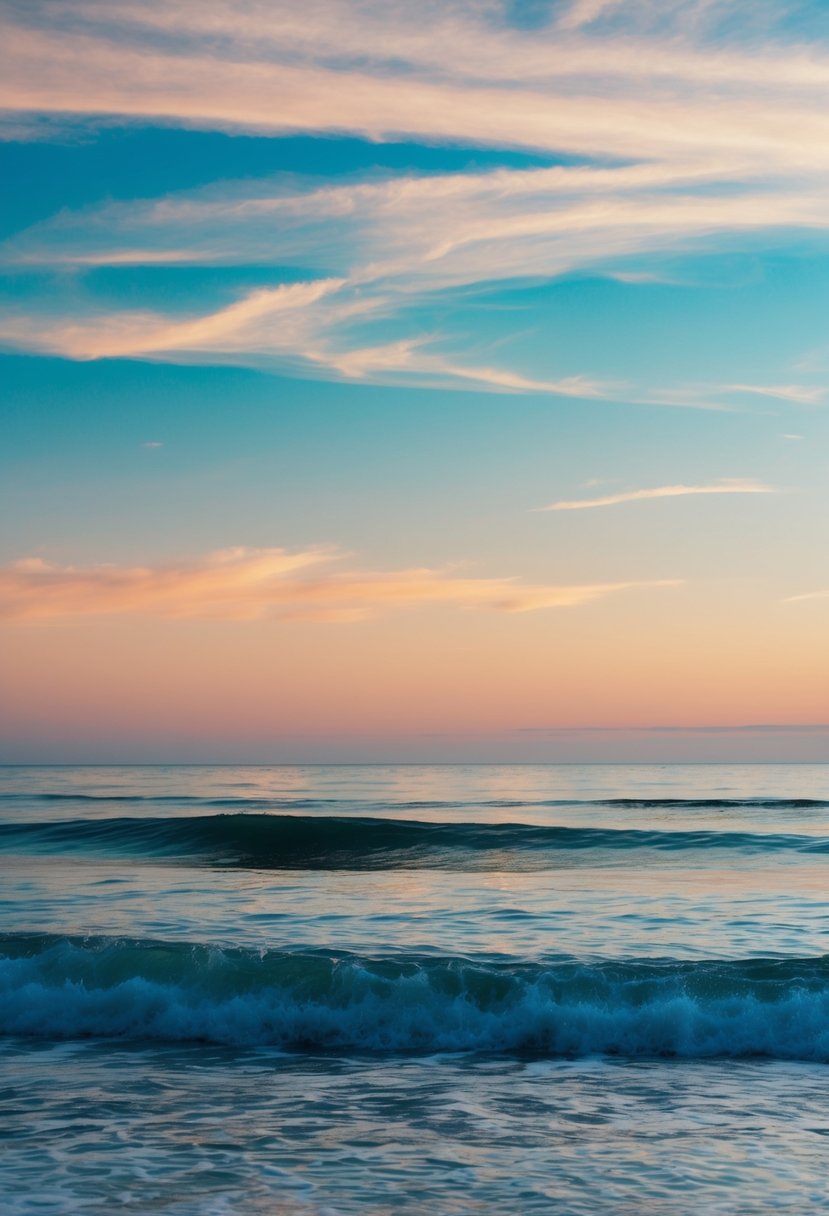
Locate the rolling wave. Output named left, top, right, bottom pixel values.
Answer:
left=0, top=813, right=826, bottom=869
left=2, top=934, right=828, bottom=1058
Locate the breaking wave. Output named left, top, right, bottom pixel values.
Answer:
left=2, top=934, right=829, bottom=1059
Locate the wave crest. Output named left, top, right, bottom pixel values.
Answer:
left=0, top=813, right=825, bottom=870
left=2, top=935, right=829, bottom=1059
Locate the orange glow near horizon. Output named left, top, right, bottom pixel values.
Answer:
left=3, top=578, right=828, bottom=760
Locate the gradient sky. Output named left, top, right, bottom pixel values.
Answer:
left=1, top=0, right=829, bottom=762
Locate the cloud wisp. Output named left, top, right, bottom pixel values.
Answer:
left=727, top=384, right=827, bottom=405
left=784, top=589, right=829, bottom=604
left=0, top=547, right=683, bottom=624
left=537, top=479, right=777, bottom=511
left=514, top=722, right=829, bottom=734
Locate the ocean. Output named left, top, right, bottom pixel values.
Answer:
left=2, top=763, right=829, bottom=1213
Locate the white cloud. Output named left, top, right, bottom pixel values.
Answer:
left=537, top=478, right=777, bottom=511
left=784, top=588, right=829, bottom=604
left=0, top=280, right=344, bottom=360
left=557, top=0, right=628, bottom=31
left=727, top=384, right=826, bottom=405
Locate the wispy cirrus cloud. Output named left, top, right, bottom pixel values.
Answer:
left=727, top=384, right=826, bottom=405
left=8, top=161, right=829, bottom=293
left=5, top=1, right=829, bottom=152
left=0, top=290, right=616, bottom=399
left=784, top=588, right=829, bottom=604
left=321, top=340, right=610, bottom=398
left=557, top=0, right=627, bottom=32
left=0, top=280, right=345, bottom=361
left=0, top=547, right=683, bottom=624
left=3, top=168, right=827, bottom=401
left=514, top=722, right=829, bottom=734
left=537, top=478, right=777, bottom=511
left=3, top=1, right=829, bottom=398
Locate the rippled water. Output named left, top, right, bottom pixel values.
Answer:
left=2, top=764, right=829, bottom=1212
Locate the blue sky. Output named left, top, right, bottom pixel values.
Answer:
left=1, top=0, right=829, bottom=761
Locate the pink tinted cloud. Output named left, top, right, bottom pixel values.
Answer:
left=0, top=547, right=682, bottom=623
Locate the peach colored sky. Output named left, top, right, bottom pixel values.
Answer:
left=1, top=0, right=828, bottom=760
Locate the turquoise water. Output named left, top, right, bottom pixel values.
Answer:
left=2, top=764, right=829, bottom=1212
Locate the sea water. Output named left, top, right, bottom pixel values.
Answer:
left=1, top=763, right=828, bottom=1212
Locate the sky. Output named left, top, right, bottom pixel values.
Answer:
left=1, top=0, right=829, bottom=763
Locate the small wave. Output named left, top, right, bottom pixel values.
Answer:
left=2, top=934, right=829, bottom=1059
left=2, top=793, right=827, bottom=810
left=604, top=798, right=829, bottom=809
left=0, top=814, right=824, bottom=869
left=0, top=793, right=349, bottom=807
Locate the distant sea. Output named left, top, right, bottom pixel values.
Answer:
left=2, top=763, right=829, bottom=1213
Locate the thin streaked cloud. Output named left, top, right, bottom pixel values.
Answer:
left=0, top=280, right=344, bottom=361
left=784, top=589, right=829, bottom=604
left=537, top=479, right=777, bottom=511
left=557, top=0, right=627, bottom=32
left=0, top=548, right=683, bottom=624
left=727, top=384, right=826, bottom=405
left=514, top=723, right=829, bottom=734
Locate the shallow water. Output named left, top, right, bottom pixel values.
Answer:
left=2, top=764, right=829, bottom=1212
